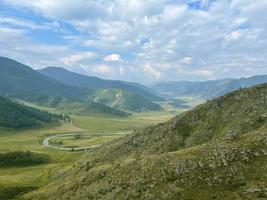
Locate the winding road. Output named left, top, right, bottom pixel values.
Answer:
left=43, top=133, right=101, bottom=151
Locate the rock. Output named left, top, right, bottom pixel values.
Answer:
left=223, top=132, right=239, bottom=141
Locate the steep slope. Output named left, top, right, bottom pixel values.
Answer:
left=38, top=67, right=164, bottom=101
left=0, top=96, right=58, bottom=129
left=0, top=57, right=132, bottom=117
left=24, top=84, right=267, bottom=200
left=90, top=89, right=162, bottom=112
left=90, top=83, right=267, bottom=159
left=153, top=75, right=267, bottom=99
left=0, top=57, right=91, bottom=102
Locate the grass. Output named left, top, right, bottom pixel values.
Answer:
left=72, top=111, right=175, bottom=132
left=0, top=125, right=83, bottom=184
left=0, top=110, right=174, bottom=199
left=50, top=132, right=128, bottom=148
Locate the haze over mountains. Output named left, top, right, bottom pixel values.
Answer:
left=153, top=75, right=267, bottom=99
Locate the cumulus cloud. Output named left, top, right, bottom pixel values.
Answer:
left=3, top=0, right=109, bottom=20
left=143, top=63, right=161, bottom=79
left=60, top=52, right=97, bottom=65
left=1, top=0, right=267, bottom=83
left=181, top=57, right=193, bottom=65
left=103, top=54, right=122, bottom=62
left=92, top=64, right=112, bottom=74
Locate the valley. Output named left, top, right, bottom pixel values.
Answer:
left=0, top=110, right=175, bottom=199
left=0, top=57, right=266, bottom=200
left=21, top=83, right=267, bottom=200
left=1, top=1, right=267, bottom=199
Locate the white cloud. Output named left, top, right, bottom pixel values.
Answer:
left=181, top=57, right=193, bottom=65
left=0, top=27, right=71, bottom=67
left=1, top=0, right=267, bottom=82
left=225, top=30, right=243, bottom=41
left=60, top=52, right=97, bottom=65
left=161, top=4, right=187, bottom=22
left=92, top=64, right=112, bottom=74
left=119, top=66, right=124, bottom=75
left=103, top=54, right=122, bottom=62
left=177, top=67, right=215, bottom=80
left=4, top=0, right=109, bottom=20
left=143, top=63, right=161, bottom=79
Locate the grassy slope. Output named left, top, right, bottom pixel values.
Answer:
left=0, top=124, right=84, bottom=199
left=0, top=57, right=90, bottom=102
left=0, top=57, right=130, bottom=118
left=0, top=111, right=173, bottom=199
left=38, top=67, right=164, bottom=101
left=90, top=88, right=162, bottom=112
left=72, top=112, right=174, bottom=132
left=25, top=84, right=267, bottom=200
left=55, top=101, right=130, bottom=117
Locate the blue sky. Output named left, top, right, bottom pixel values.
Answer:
left=0, top=0, right=266, bottom=83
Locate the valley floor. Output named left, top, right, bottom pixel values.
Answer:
left=0, top=111, right=174, bottom=199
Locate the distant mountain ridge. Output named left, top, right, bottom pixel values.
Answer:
left=38, top=66, right=164, bottom=101
left=0, top=57, right=162, bottom=115
left=153, top=75, right=267, bottom=99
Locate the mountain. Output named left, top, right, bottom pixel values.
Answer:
left=153, top=75, right=267, bottom=99
left=24, top=84, right=267, bottom=200
left=38, top=67, right=164, bottom=101
left=0, top=96, right=58, bottom=129
left=90, top=88, right=162, bottom=112
left=0, top=57, right=159, bottom=116
left=0, top=57, right=91, bottom=102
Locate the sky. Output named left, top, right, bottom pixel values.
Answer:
left=0, top=0, right=267, bottom=84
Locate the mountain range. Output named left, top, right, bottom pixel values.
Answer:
left=0, top=57, right=163, bottom=115
left=38, top=66, right=164, bottom=101
left=153, top=75, right=267, bottom=99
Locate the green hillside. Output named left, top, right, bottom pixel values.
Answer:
left=0, top=57, right=91, bottom=102
left=0, top=96, right=58, bottom=129
left=90, top=88, right=162, bottom=112
left=0, top=57, right=162, bottom=116
left=24, top=83, right=267, bottom=200
left=38, top=67, right=164, bottom=101
left=0, top=57, right=131, bottom=117
left=56, top=101, right=130, bottom=117
left=25, top=95, right=130, bottom=117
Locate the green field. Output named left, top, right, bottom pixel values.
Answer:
left=72, top=112, right=175, bottom=132
left=0, top=110, right=175, bottom=199
left=49, top=132, right=128, bottom=148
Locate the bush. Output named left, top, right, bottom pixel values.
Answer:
left=0, top=151, right=50, bottom=167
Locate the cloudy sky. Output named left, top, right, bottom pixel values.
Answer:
left=0, top=0, right=267, bottom=83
